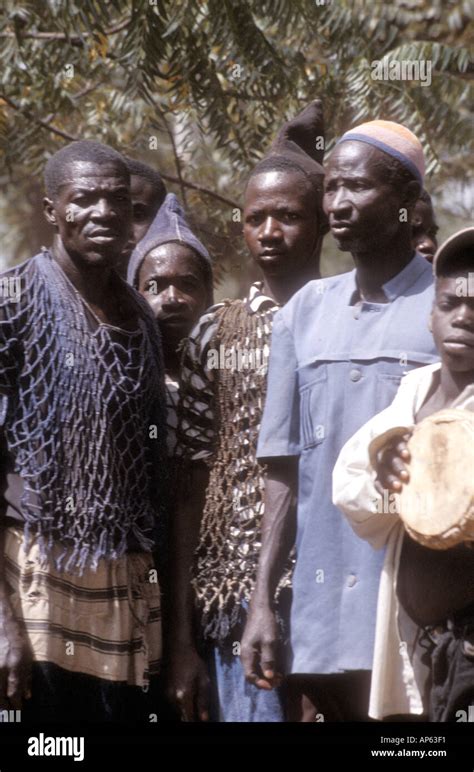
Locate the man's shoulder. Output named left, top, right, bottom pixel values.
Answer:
left=187, top=300, right=228, bottom=343
left=277, top=271, right=353, bottom=326
left=400, top=362, right=441, bottom=388
left=0, top=255, right=42, bottom=318
left=0, top=254, right=40, bottom=280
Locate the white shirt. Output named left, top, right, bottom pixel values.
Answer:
left=332, top=362, right=474, bottom=719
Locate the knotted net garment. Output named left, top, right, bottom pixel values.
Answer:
left=0, top=251, right=168, bottom=573
left=187, top=300, right=293, bottom=641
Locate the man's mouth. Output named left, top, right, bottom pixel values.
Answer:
left=259, top=250, right=285, bottom=260
left=444, top=336, right=474, bottom=351
left=159, top=312, right=189, bottom=324
left=87, top=230, right=119, bottom=244
left=331, top=222, right=353, bottom=236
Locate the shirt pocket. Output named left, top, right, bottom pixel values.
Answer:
left=375, top=372, right=404, bottom=413
left=299, top=364, right=328, bottom=450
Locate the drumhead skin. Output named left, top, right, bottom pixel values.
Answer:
left=400, top=409, right=474, bottom=550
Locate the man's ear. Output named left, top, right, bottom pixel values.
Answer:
left=43, top=197, right=57, bottom=227
left=403, top=179, right=421, bottom=208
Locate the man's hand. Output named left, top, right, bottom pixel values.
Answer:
left=0, top=606, right=31, bottom=710
left=374, top=431, right=412, bottom=493
left=241, top=603, right=282, bottom=691
left=166, top=646, right=210, bottom=722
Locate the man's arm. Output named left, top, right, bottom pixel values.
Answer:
left=165, top=313, right=219, bottom=721
left=241, top=457, right=297, bottom=689
left=0, top=523, right=31, bottom=709
left=166, top=460, right=211, bottom=721
left=0, top=274, right=32, bottom=708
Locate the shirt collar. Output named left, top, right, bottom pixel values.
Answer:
left=382, top=253, right=431, bottom=301
left=245, top=281, right=279, bottom=314
left=347, top=253, right=432, bottom=305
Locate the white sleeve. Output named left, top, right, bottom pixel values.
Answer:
left=332, top=374, right=419, bottom=550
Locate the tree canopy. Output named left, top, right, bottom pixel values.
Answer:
left=0, top=0, right=472, bottom=289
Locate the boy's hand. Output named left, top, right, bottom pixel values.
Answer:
left=374, top=431, right=412, bottom=492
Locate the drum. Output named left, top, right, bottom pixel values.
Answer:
left=399, top=409, right=474, bottom=550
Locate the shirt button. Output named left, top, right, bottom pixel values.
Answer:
left=347, top=574, right=357, bottom=588
left=349, top=369, right=362, bottom=382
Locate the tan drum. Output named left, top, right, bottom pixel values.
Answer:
left=399, top=409, right=474, bottom=550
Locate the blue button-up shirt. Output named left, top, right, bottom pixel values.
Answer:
left=257, top=254, right=439, bottom=674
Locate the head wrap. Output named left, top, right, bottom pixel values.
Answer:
left=250, top=99, right=325, bottom=191
left=338, top=120, right=425, bottom=184
left=127, top=193, right=211, bottom=288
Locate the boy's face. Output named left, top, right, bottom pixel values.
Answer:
left=138, top=243, right=209, bottom=343
left=412, top=199, right=439, bottom=263
left=431, top=273, right=474, bottom=372
left=243, top=170, right=320, bottom=277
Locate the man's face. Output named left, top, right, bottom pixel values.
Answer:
left=323, top=142, right=407, bottom=254
left=431, top=274, right=474, bottom=372
left=130, top=175, right=162, bottom=245
left=412, top=199, right=439, bottom=263
left=44, top=161, right=131, bottom=268
left=138, top=243, right=209, bottom=342
left=243, top=170, right=320, bottom=277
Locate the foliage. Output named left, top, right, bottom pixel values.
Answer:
left=0, top=0, right=472, bottom=287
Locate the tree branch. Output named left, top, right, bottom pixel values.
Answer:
left=1, top=95, right=241, bottom=209
left=0, top=17, right=131, bottom=41
left=160, top=173, right=240, bottom=210
left=0, top=94, right=78, bottom=141
left=147, top=97, right=188, bottom=207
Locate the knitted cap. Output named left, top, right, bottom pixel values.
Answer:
left=338, top=120, right=425, bottom=184
left=127, top=193, right=211, bottom=288
left=251, top=100, right=325, bottom=184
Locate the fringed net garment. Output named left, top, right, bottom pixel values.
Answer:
left=187, top=299, right=292, bottom=642
left=0, top=251, right=168, bottom=573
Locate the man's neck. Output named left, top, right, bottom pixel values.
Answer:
left=262, top=265, right=321, bottom=305
left=439, top=367, right=474, bottom=405
left=162, top=339, right=182, bottom=380
left=417, top=365, right=474, bottom=422
left=51, top=237, right=113, bottom=302
left=352, top=234, right=414, bottom=303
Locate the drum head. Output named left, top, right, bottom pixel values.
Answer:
left=400, top=409, right=474, bottom=550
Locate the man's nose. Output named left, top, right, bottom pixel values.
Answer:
left=453, top=305, right=474, bottom=329
left=259, top=217, right=282, bottom=240
left=91, top=198, right=115, bottom=219
left=163, top=285, right=185, bottom=304
left=328, top=188, right=351, bottom=217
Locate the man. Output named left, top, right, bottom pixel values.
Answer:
left=127, top=191, right=213, bottom=457
left=241, top=120, right=439, bottom=721
left=333, top=227, right=474, bottom=721
left=0, top=140, right=168, bottom=721
left=168, top=101, right=327, bottom=721
left=127, top=158, right=167, bottom=245
left=118, top=158, right=167, bottom=276
left=412, top=189, right=439, bottom=263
